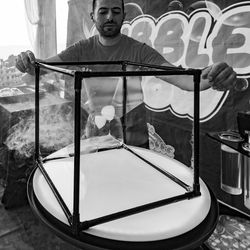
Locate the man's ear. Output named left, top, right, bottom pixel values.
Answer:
left=90, top=12, right=94, bottom=21
left=122, top=12, right=126, bottom=22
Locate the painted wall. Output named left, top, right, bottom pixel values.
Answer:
left=67, top=0, right=250, bottom=215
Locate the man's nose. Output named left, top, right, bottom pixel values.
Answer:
left=106, top=10, right=113, bottom=21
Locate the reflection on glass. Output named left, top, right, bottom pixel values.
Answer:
left=243, top=156, right=250, bottom=209
left=220, top=144, right=242, bottom=195
left=85, top=105, right=123, bottom=142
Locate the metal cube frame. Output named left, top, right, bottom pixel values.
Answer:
left=34, top=60, right=202, bottom=235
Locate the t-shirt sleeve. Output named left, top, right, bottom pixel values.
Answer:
left=140, top=43, right=167, bottom=66
left=58, top=41, right=81, bottom=62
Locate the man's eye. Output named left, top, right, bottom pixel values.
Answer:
left=98, top=10, right=108, bottom=15
left=112, top=8, right=121, bottom=14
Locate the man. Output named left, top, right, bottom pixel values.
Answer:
left=16, top=0, right=237, bottom=147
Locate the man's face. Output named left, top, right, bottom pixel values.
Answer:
left=91, top=0, right=125, bottom=38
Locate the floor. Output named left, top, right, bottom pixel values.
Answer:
left=0, top=184, right=82, bottom=250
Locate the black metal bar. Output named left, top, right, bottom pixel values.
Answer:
left=72, top=71, right=83, bottom=235
left=36, top=61, right=201, bottom=76
left=42, top=61, right=125, bottom=66
left=193, top=72, right=201, bottom=195
left=40, top=60, right=200, bottom=73
left=122, top=62, right=127, bottom=144
left=125, top=61, right=195, bottom=72
left=77, top=70, right=200, bottom=78
left=36, top=160, right=73, bottom=225
left=122, top=144, right=192, bottom=191
left=69, top=144, right=123, bottom=157
left=37, top=62, right=75, bottom=76
left=43, top=156, right=70, bottom=163
left=80, top=191, right=198, bottom=230
left=35, top=65, right=40, bottom=161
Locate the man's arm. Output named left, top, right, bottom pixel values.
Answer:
left=16, top=50, right=237, bottom=92
left=16, top=50, right=63, bottom=76
left=156, top=62, right=237, bottom=91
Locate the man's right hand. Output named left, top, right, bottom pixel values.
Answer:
left=15, top=50, right=36, bottom=75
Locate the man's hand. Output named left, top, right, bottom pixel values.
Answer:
left=15, top=50, right=36, bottom=75
left=202, top=62, right=237, bottom=91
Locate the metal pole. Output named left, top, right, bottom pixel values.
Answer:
left=122, top=62, right=127, bottom=144
left=35, top=64, right=40, bottom=160
left=72, top=71, right=82, bottom=235
left=193, top=72, right=201, bottom=194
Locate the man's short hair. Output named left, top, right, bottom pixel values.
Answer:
left=92, top=0, right=125, bottom=12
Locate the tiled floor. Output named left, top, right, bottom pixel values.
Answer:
left=0, top=184, right=81, bottom=250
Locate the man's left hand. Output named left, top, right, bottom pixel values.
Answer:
left=202, top=62, right=237, bottom=91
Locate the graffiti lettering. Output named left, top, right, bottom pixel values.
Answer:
left=154, top=14, right=186, bottom=65
left=184, top=12, right=211, bottom=68
left=208, top=5, right=250, bottom=75
left=118, top=3, right=250, bottom=76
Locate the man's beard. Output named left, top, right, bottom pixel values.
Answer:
left=97, top=23, right=122, bottom=38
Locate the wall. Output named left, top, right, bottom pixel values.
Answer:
left=67, top=0, right=250, bottom=215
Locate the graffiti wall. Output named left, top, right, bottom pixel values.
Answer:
left=67, top=0, right=250, bottom=215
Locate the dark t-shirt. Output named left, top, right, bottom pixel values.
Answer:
left=58, top=34, right=166, bottom=70
left=58, top=34, right=166, bottom=146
